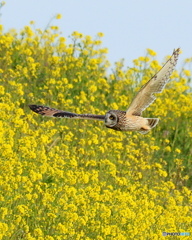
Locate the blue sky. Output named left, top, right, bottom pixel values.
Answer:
left=1, top=0, right=192, bottom=69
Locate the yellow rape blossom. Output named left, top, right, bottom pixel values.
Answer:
left=183, top=69, right=191, bottom=77
left=147, top=48, right=157, bottom=56
left=56, top=13, right=62, bottom=19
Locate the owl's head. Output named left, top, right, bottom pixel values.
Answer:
left=104, top=111, right=119, bottom=128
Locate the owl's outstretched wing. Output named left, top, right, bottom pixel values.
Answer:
left=126, top=48, right=180, bottom=116
left=29, top=105, right=105, bottom=121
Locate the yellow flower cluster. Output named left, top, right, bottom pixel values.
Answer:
left=0, top=22, right=191, bottom=239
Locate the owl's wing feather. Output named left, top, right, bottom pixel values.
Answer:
left=126, top=48, right=180, bottom=116
left=29, top=105, right=105, bottom=121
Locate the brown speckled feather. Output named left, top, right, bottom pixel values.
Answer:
left=29, top=105, right=105, bottom=121
left=126, top=48, right=180, bottom=116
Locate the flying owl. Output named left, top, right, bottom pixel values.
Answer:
left=29, top=48, right=180, bottom=134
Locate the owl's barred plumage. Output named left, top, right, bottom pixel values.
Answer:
left=29, top=105, right=105, bottom=121
left=29, top=48, right=180, bottom=134
left=126, top=48, right=180, bottom=116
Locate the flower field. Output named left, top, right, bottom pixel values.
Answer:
left=0, top=19, right=192, bottom=240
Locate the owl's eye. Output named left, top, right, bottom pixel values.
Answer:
left=109, top=115, right=115, bottom=120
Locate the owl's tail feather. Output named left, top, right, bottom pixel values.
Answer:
left=138, top=118, right=159, bottom=134
left=147, top=118, right=159, bottom=129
